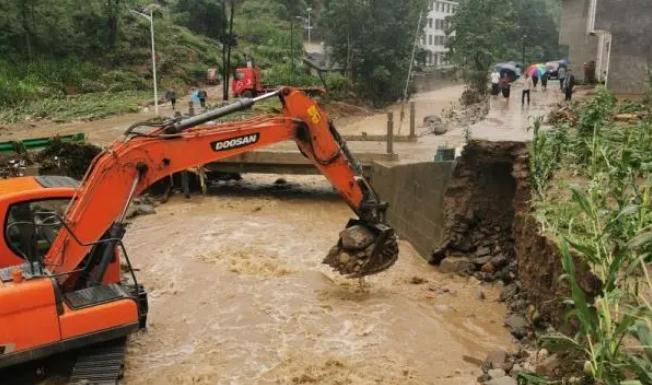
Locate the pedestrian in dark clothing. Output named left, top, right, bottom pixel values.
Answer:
left=522, top=73, right=532, bottom=106
left=500, top=75, right=511, bottom=99
left=563, top=69, right=575, bottom=102
left=558, top=66, right=567, bottom=91
left=541, top=72, right=549, bottom=90
left=532, top=75, right=539, bottom=89
left=198, top=89, right=207, bottom=109
left=165, top=90, right=177, bottom=110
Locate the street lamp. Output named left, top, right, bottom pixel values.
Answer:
left=522, top=34, right=527, bottom=70
left=306, top=7, right=313, bottom=45
left=131, top=7, right=159, bottom=115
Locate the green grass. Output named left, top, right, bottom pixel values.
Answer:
left=0, top=91, right=150, bottom=123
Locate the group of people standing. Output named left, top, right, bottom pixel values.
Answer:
left=491, top=64, right=576, bottom=107
left=164, top=88, right=209, bottom=112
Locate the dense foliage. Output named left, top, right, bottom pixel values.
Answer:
left=530, top=88, right=652, bottom=384
left=448, top=0, right=563, bottom=95
left=319, top=0, right=426, bottom=106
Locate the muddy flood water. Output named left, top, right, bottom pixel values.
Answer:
left=120, top=174, right=513, bottom=385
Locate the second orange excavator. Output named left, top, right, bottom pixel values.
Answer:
left=0, top=87, right=398, bottom=380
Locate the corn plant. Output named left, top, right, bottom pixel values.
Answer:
left=534, top=87, right=652, bottom=384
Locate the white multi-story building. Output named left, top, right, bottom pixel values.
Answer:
left=421, top=0, right=458, bottom=67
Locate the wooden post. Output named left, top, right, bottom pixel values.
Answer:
left=188, top=101, right=195, bottom=117
left=386, top=112, right=394, bottom=155
left=409, top=101, right=416, bottom=139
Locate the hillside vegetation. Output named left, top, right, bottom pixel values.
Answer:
left=0, top=0, right=316, bottom=123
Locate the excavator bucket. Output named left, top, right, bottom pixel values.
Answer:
left=323, top=220, right=399, bottom=278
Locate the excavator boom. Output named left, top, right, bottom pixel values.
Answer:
left=45, top=87, right=397, bottom=283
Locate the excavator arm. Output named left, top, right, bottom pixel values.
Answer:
left=44, top=87, right=398, bottom=286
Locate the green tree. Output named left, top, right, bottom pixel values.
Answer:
left=320, top=0, right=425, bottom=105
left=448, top=0, right=562, bottom=96
left=173, top=0, right=226, bottom=40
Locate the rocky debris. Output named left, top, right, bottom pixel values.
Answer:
left=339, top=225, right=374, bottom=250
left=423, top=115, right=448, bottom=135
left=36, top=140, right=102, bottom=180
left=485, top=349, right=508, bottom=370
left=535, top=353, right=561, bottom=377
left=505, top=314, right=529, bottom=340
left=547, top=103, right=579, bottom=125
left=432, top=141, right=530, bottom=284
left=323, top=226, right=399, bottom=278
left=485, top=376, right=517, bottom=385
left=480, top=344, right=584, bottom=385
left=438, top=256, right=474, bottom=275
left=487, top=368, right=506, bottom=379
left=0, top=153, right=33, bottom=178
left=126, top=196, right=158, bottom=219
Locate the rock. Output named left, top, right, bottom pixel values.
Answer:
left=486, top=349, right=507, bottom=369
left=481, top=262, right=495, bottom=274
left=522, top=362, right=535, bottom=373
left=474, top=255, right=493, bottom=266
left=535, top=354, right=560, bottom=377
left=510, top=364, right=523, bottom=376
left=511, top=327, right=529, bottom=340
left=439, top=257, right=474, bottom=275
left=490, top=255, right=509, bottom=269
left=136, top=204, right=156, bottom=216
left=500, top=284, right=519, bottom=302
left=476, top=288, right=486, bottom=301
left=476, top=246, right=491, bottom=257
left=274, top=177, right=287, bottom=185
left=339, top=225, right=375, bottom=250
left=433, top=125, right=448, bottom=136
left=486, top=376, right=517, bottom=385
left=488, top=368, right=506, bottom=379
left=423, top=114, right=443, bottom=126
left=505, top=314, right=528, bottom=330
left=536, top=349, right=549, bottom=362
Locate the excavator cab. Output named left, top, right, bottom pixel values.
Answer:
left=0, top=176, right=76, bottom=269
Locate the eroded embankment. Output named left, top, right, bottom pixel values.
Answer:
left=433, top=141, right=529, bottom=284
left=430, top=140, right=599, bottom=331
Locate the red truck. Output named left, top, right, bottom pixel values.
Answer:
left=231, top=67, right=266, bottom=98
left=231, top=66, right=324, bottom=98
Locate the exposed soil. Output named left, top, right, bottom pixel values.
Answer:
left=433, top=141, right=530, bottom=285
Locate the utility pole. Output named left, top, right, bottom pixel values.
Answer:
left=307, top=7, right=313, bottom=45
left=290, top=19, right=297, bottom=84
left=522, top=34, right=527, bottom=69
left=131, top=8, right=159, bottom=115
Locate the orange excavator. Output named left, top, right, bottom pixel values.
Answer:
left=0, top=88, right=398, bottom=381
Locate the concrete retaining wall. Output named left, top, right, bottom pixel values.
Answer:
left=370, top=161, right=455, bottom=259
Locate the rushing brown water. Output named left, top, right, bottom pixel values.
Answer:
left=121, top=175, right=513, bottom=385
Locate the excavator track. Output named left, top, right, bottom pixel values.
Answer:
left=68, top=339, right=127, bottom=385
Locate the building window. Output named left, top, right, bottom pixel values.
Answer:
left=429, top=35, right=433, bottom=46
left=428, top=18, right=433, bottom=28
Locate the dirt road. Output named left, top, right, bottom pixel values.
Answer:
left=121, top=175, right=513, bottom=385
